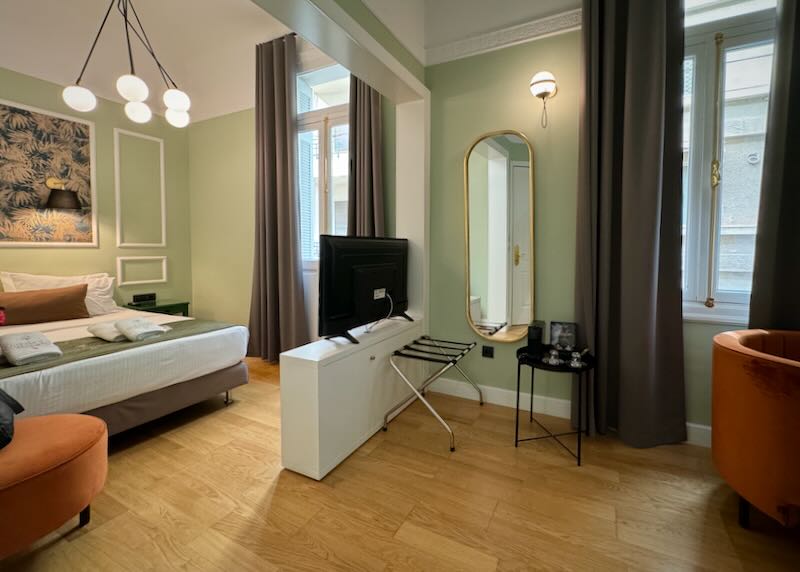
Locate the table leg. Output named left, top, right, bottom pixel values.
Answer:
left=529, top=367, right=535, bottom=422
left=585, top=373, right=590, bottom=436
left=515, top=361, right=521, bottom=447
left=577, top=373, right=583, bottom=466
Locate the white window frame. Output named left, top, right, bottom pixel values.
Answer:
left=297, top=104, right=349, bottom=264
left=682, top=10, right=775, bottom=325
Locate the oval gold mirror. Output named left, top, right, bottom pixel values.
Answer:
left=464, top=130, right=534, bottom=342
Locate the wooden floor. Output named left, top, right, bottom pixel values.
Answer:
left=4, top=358, right=799, bottom=571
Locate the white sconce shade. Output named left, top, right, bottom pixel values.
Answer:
left=116, top=74, right=149, bottom=102
left=163, top=88, right=191, bottom=112
left=62, top=85, right=97, bottom=112
left=530, top=71, right=557, bottom=99
left=124, top=101, right=152, bottom=123
left=165, top=108, right=190, bottom=128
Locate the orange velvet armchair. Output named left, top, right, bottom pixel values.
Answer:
left=712, top=329, right=800, bottom=528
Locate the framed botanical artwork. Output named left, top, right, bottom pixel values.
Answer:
left=0, top=99, right=97, bottom=247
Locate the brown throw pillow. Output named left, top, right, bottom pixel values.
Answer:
left=0, top=284, right=90, bottom=326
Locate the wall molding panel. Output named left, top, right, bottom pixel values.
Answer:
left=114, top=128, right=167, bottom=248
left=426, top=9, right=582, bottom=66
left=117, top=256, right=168, bottom=286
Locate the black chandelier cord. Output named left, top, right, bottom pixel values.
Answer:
left=74, top=0, right=116, bottom=85
left=120, top=0, right=136, bottom=74
left=125, top=0, right=178, bottom=89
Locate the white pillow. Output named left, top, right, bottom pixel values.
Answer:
left=0, top=271, right=121, bottom=316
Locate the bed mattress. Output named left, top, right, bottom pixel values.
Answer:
left=0, top=310, right=248, bottom=418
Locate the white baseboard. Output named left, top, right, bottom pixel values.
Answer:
left=429, top=376, right=571, bottom=419
left=429, top=377, right=712, bottom=448
left=686, top=422, right=712, bottom=448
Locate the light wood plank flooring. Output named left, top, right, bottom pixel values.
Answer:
left=3, top=358, right=799, bottom=571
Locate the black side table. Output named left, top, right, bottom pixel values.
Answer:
left=515, top=346, right=595, bottom=466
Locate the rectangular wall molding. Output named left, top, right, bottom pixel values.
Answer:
left=116, top=256, right=168, bottom=286
left=114, top=128, right=166, bottom=248
left=431, top=377, right=711, bottom=448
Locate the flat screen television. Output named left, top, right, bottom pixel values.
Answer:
left=319, top=235, right=412, bottom=343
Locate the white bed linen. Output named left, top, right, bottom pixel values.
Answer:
left=0, top=310, right=248, bottom=418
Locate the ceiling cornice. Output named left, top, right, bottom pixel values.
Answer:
left=426, top=8, right=582, bottom=66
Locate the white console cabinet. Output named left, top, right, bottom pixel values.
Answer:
left=279, top=316, right=426, bottom=480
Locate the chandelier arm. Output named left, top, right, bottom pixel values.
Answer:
left=120, top=0, right=136, bottom=74
left=127, top=0, right=178, bottom=89
left=75, top=0, right=117, bottom=85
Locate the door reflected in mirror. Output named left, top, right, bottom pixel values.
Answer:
left=464, top=131, right=533, bottom=342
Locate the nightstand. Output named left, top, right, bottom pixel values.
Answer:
left=125, top=299, right=190, bottom=317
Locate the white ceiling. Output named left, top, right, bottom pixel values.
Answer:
left=363, top=0, right=580, bottom=65
left=0, top=0, right=321, bottom=122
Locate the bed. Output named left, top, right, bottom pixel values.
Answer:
left=0, top=310, right=249, bottom=435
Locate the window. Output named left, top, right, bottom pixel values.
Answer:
left=296, top=65, right=350, bottom=259
left=682, top=3, right=775, bottom=323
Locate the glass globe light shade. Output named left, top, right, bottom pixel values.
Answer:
left=62, top=85, right=97, bottom=112
left=116, top=74, right=149, bottom=102
left=165, top=109, right=190, bottom=128
left=530, top=71, right=557, bottom=99
left=163, top=88, right=191, bottom=112
left=124, top=101, right=152, bottom=123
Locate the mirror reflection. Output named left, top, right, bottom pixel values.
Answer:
left=465, top=131, right=533, bottom=342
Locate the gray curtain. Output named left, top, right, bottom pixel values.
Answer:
left=749, top=0, right=800, bottom=330
left=248, top=35, right=309, bottom=362
left=573, top=0, right=687, bottom=447
left=347, top=75, right=385, bottom=237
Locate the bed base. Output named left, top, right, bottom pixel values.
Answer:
left=84, top=361, right=248, bottom=436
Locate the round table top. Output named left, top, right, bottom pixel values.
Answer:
left=516, top=345, right=595, bottom=373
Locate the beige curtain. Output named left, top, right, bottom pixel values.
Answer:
left=248, top=35, right=309, bottom=361
left=347, top=75, right=385, bottom=237
left=574, top=0, right=687, bottom=447
left=749, top=0, right=800, bottom=329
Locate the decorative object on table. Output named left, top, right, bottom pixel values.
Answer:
left=0, top=388, right=24, bottom=450
left=61, top=0, right=191, bottom=127
left=516, top=345, right=595, bottom=466
left=550, top=321, right=577, bottom=350
left=0, top=100, right=96, bottom=246
left=542, top=348, right=563, bottom=366
left=527, top=320, right=546, bottom=358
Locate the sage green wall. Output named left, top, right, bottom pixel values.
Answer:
left=684, top=322, right=729, bottom=426
left=0, top=67, right=191, bottom=303
left=188, top=109, right=255, bottom=325
left=427, top=32, right=581, bottom=402
left=426, top=32, right=722, bottom=426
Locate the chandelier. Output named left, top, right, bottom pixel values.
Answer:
left=62, top=0, right=191, bottom=127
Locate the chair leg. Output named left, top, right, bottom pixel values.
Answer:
left=738, top=496, right=750, bottom=529
left=79, top=505, right=91, bottom=528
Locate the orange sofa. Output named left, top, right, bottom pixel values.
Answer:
left=712, top=329, right=800, bottom=527
left=0, top=414, right=108, bottom=559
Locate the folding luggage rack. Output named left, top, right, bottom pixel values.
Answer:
left=383, top=335, right=483, bottom=451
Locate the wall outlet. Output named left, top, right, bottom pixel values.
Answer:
left=482, top=345, right=494, bottom=358
left=373, top=288, right=386, bottom=300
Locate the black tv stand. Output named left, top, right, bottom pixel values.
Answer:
left=398, top=312, right=414, bottom=322
left=325, top=332, right=360, bottom=344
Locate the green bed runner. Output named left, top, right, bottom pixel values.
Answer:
left=0, top=320, right=240, bottom=380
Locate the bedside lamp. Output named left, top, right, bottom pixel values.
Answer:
left=44, top=177, right=82, bottom=210
left=530, top=71, right=557, bottom=128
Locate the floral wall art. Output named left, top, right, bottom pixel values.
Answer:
left=0, top=100, right=96, bottom=246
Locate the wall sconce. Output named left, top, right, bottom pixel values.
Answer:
left=530, top=71, right=557, bottom=128
left=44, top=177, right=82, bottom=210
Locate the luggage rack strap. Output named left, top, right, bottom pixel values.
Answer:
left=419, top=335, right=476, bottom=348
left=393, top=350, right=453, bottom=364
left=403, top=344, right=463, bottom=358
